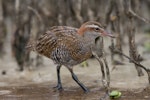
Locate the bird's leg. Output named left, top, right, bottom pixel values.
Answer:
left=102, top=50, right=110, bottom=90
left=92, top=51, right=106, bottom=87
left=92, top=51, right=110, bottom=99
left=54, top=65, right=63, bottom=90
left=67, top=67, right=89, bottom=93
left=102, top=57, right=110, bottom=95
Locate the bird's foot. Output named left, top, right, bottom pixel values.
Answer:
left=102, top=79, right=109, bottom=88
left=100, top=93, right=110, bottom=100
left=53, top=84, right=63, bottom=90
left=80, top=85, right=90, bottom=93
left=84, top=88, right=90, bottom=93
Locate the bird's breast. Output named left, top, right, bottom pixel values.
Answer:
left=50, top=43, right=92, bottom=66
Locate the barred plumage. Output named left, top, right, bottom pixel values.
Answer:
left=26, top=21, right=114, bottom=92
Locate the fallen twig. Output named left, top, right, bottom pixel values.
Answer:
left=127, top=9, right=150, bottom=24
left=109, top=46, right=150, bottom=84
left=27, top=6, right=43, bottom=24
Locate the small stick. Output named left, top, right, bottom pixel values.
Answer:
left=27, top=6, right=43, bottom=24
left=127, top=9, right=150, bottom=24
left=110, top=46, right=150, bottom=84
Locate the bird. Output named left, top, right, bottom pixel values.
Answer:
left=26, top=21, right=114, bottom=92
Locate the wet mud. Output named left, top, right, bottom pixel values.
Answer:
left=0, top=84, right=149, bottom=100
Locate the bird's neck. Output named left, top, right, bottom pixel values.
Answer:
left=82, top=32, right=99, bottom=47
left=80, top=37, right=97, bottom=54
left=77, top=30, right=100, bottom=50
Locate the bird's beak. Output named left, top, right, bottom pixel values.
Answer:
left=101, top=30, right=115, bottom=38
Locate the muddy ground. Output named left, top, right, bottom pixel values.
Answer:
left=0, top=33, right=150, bottom=100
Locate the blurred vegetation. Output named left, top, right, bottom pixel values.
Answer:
left=0, top=0, right=149, bottom=72
left=144, top=42, right=150, bottom=52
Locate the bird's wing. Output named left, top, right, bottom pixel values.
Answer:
left=35, top=26, right=79, bottom=58
left=35, top=31, right=57, bottom=57
left=49, top=26, right=92, bottom=62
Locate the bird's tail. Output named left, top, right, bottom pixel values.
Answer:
left=26, top=39, right=36, bottom=51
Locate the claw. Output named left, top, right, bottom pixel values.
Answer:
left=53, top=84, right=63, bottom=90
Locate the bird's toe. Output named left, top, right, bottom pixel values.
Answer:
left=84, top=88, right=90, bottom=93
left=53, top=84, right=63, bottom=90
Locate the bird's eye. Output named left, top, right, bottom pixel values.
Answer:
left=94, top=28, right=100, bottom=31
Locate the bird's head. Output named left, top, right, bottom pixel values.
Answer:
left=78, top=21, right=115, bottom=38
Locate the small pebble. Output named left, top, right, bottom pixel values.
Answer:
left=144, top=96, right=149, bottom=98
left=2, top=70, right=6, bottom=75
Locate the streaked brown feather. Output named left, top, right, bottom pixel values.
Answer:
left=27, top=26, right=92, bottom=63
left=26, top=23, right=104, bottom=66
left=26, top=21, right=112, bottom=92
